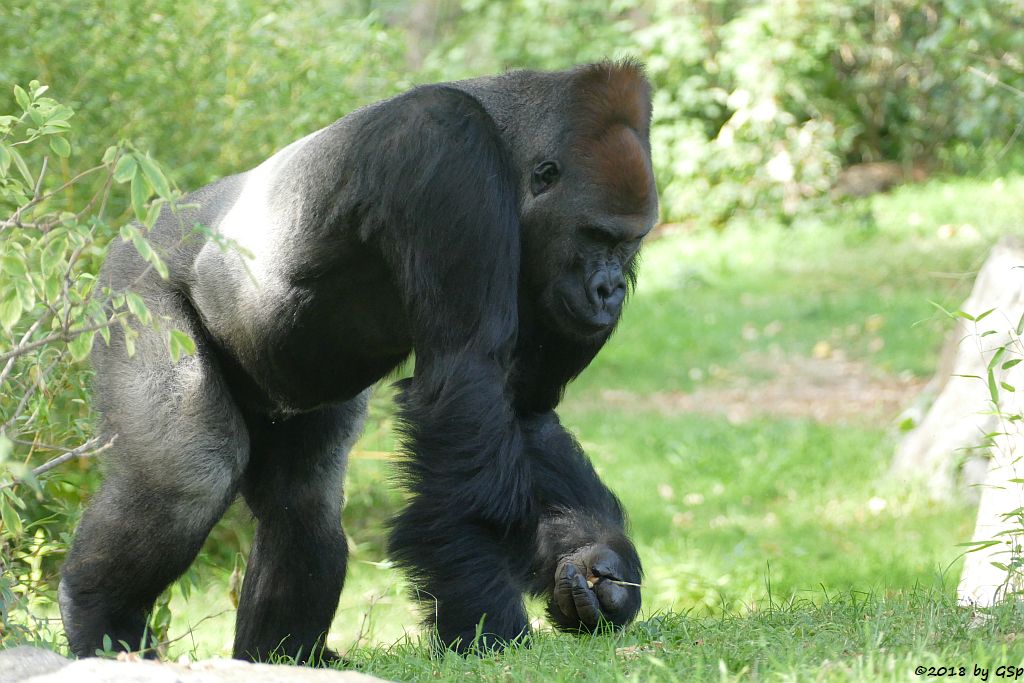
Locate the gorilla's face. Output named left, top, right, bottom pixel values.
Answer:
left=550, top=219, right=646, bottom=338
left=520, top=123, right=657, bottom=342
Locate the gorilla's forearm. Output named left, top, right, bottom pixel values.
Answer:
left=387, top=354, right=534, bottom=650
left=521, top=412, right=643, bottom=629
left=392, top=355, right=531, bottom=524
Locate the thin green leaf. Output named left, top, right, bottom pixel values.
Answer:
left=168, top=329, right=196, bottom=362
left=135, top=153, right=171, bottom=198
left=120, top=320, right=137, bottom=358
left=39, top=236, right=67, bottom=277
left=0, top=289, right=22, bottom=331
left=1004, top=359, right=1022, bottom=370
left=8, top=147, right=33, bottom=186
left=0, top=497, right=23, bottom=538
left=988, top=368, right=1000, bottom=404
left=975, top=308, right=996, bottom=322
left=125, top=291, right=151, bottom=325
left=928, top=300, right=955, bottom=319
left=957, top=539, right=1001, bottom=551
left=14, top=278, right=34, bottom=311
left=68, top=329, right=96, bottom=362
left=1, top=254, right=27, bottom=278
left=144, top=198, right=163, bottom=229
left=49, top=135, right=70, bottom=158
left=131, top=235, right=153, bottom=263
left=12, top=84, right=30, bottom=111
left=149, top=251, right=168, bottom=279
left=130, top=168, right=150, bottom=222
left=112, top=154, right=136, bottom=183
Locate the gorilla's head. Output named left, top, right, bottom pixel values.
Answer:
left=515, top=61, right=658, bottom=342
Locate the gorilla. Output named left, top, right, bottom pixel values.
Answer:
left=59, top=60, right=658, bottom=663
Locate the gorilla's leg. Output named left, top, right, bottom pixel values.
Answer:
left=233, top=392, right=368, bottom=664
left=60, top=299, right=249, bottom=658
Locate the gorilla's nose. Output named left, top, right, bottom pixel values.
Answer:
left=590, top=268, right=626, bottom=310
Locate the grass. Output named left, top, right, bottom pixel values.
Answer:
left=105, top=175, right=1024, bottom=678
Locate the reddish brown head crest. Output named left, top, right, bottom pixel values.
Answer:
left=570, top=59, right=652, bottom=135
left=569, top=60, right=656, bottom=216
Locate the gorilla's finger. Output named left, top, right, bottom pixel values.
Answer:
left=593, top=579, right=630, bottom=614
left=589, top=545, right=628, bottom=582
left=570, top=571, right=603, bottom=628
left=554, top=562, right=580, bottom=620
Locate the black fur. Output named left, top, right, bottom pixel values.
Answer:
left=59, top=62, right=658, bottom=661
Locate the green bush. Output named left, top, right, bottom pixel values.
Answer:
left=0, top=83, right=183, bottom=647
left=3, top=1, right=1021, bottom=226
left=429, top=0, right=1023, bottom=223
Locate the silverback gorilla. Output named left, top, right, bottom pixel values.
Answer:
left=59, top=60, right=658, bottom=663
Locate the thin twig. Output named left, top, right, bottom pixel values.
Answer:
left=163, top=609, right=233, bottom=648
left=0, top=435, right=116, bottom=489
left=593, top=578, right=643, bottom=588
left=0, top=317, right=117, bottom=365
left=0, top=312, right=52, bottom=388
left=1, top=163, right=107, bottom=229
left=32, top=156, right=48, bottom=200
left=61, top=241, right=88, bottom=334
left=969, top=66, right=1024, bottom=98
left=1, top=356, right=60, bottom=433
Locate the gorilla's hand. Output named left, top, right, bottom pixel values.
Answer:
left=548, top=543, right=641, bottom=632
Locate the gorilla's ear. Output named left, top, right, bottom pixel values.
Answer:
left=569, top=59, right=653, bottom=136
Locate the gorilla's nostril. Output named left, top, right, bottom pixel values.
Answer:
left=595, top=277, right=625, bottom=302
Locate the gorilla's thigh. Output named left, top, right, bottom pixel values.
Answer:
left=60, top=296, right=249, bottom=657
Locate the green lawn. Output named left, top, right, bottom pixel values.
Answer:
left=160, top=175, right=1024, bottom=680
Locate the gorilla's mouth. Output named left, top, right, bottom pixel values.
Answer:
left=559, top=293, right=618, bottom=337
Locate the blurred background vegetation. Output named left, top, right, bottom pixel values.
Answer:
left=2, top=0, right=1024, bottom=676
left=4, top=0, right=1023, bottom=225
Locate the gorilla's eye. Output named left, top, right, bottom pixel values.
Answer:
left=531, top=161, right=560, bottom=196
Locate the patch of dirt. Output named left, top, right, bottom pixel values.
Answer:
left=597, top=351, right=926, bottom=425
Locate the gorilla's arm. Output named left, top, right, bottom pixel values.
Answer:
left=522, top=412, right=642, bottom=631
left=348, top=83, right=641, bottom=648
left=349, top=86, right=533, bottom=649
